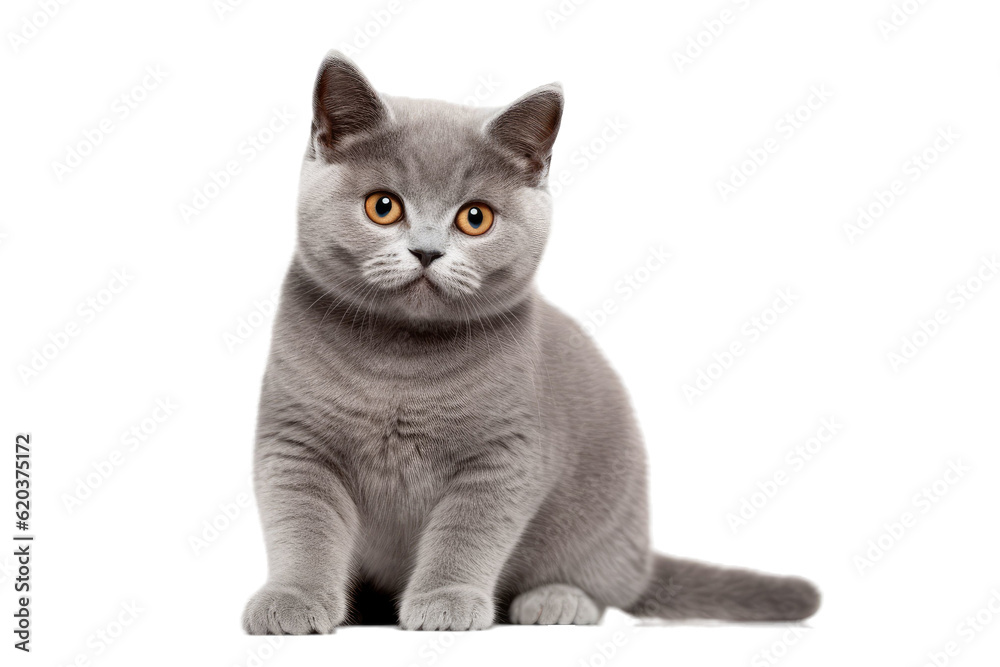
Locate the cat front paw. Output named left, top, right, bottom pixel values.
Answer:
left=399, top=585, right=493, bottom=631
left=242, top=582, right=345, bottom=635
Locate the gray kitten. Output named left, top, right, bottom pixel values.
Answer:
left=242, top=51, right=820, bottom=633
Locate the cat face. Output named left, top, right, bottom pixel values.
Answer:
left=295, top=52, right=563, bottom=325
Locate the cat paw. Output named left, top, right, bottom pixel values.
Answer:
left=509, top=584, right=602, bottom=625
left=399, top=585, right=493, bottom=630
left=242, top=583, right=345, bottom=635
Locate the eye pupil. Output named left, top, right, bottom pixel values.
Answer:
left=455, top=202, right=493, bottom=236
left=375, top=197, right=393, bottom=217
left=468, top=207, right=482, bottom=227
left=365, top=193, right=403, bottom=225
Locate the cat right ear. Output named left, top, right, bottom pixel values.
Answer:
left=486, top=83, right=564, bottom=185
left=309, top=50, right=389, bottom=159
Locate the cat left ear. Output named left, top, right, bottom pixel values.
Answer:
left=310, top=50, right=389, bottom=159
left=486, top=83, right=564, bottom=184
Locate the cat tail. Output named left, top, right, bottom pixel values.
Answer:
left=625, top=553, right=820, bottom=621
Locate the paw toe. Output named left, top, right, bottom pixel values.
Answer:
left=242, top=583, right=343, bottom=635
left=509, top=584, right=601, bottom=625
left=400, top=586, right=493, bottom=631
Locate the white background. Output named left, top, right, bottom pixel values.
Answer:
left=2, top=0, right=999, bottom=665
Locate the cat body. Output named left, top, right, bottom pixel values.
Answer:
left=243, top=52, right=819, bottom=633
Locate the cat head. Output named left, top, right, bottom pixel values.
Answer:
left=295, top=51, right=563, bottom=326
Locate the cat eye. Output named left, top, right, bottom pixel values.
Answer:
left=364, top=192, right=404, bottom=225
left=455, top=202, right=494, bottom=236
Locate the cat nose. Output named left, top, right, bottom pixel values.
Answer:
left=409, top=248, right=443, bottom=267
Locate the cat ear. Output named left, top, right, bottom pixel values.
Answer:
left=310, top=50, right=389, bottom=158
left=486, top=83, right=564, bottom=184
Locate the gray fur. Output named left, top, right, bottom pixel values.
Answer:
left=242, top=51, right=820, bottom=634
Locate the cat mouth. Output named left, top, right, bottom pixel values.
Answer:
left=405, top=275, right=443, bottom=295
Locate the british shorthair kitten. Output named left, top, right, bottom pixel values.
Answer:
left=242, top=51, right=819, bottom=633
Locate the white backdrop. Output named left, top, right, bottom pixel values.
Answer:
left=3, top=0, right=999, bottom=665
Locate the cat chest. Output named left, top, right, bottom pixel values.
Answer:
left=331, top=379, right=519, bottom=507
left=311, top=350, right=534, bottom=505
left=341, top=397, right=461, bottom=526
left=328, top=359, right=520, bottom=457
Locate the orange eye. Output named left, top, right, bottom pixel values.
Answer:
left=364, top=192, right=404, bottom=225
left=455, top=202, right=494, bottom=236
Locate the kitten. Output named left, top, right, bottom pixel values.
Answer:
left=242, top=51, right=820, bottom=633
